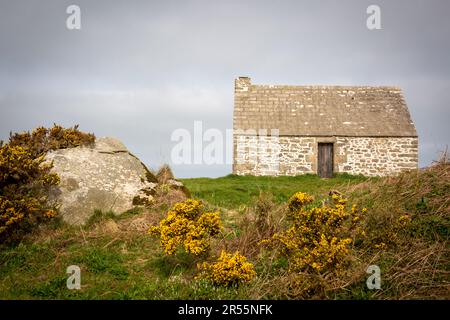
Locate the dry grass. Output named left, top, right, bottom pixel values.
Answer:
left=155, top=164, right=175, bottom=184
left=218, top=192, right=286, bottom=259
left=1, top=161, right=448, bottom=299
left=218, top=160, right=450, bottom=299
left=343, top=160, right=449, bottom=299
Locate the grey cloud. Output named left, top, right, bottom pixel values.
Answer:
left=0, top=0, right=449, bottom=177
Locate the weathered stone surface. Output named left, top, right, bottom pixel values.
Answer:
left=46, top=137, right=158, bottom=225
left=234, top=135, right=418, bottom=177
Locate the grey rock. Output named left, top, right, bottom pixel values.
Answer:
left=45, top=137, right=158, bottom=225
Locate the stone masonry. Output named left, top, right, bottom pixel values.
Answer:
left=233, top=77, right=419, bottom=177
left=234, top=135, right=418, bottom=177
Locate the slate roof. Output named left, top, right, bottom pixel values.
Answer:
left=233, top=77, right=417, bottom=137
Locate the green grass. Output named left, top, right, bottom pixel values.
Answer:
left=0, top=167, right=447, bottom=300
left=181, top=173, right=369, bottom=209
left=0, top=205, right=252, bottom=300
left=0, top=173, right=371, bottom=300
left=0, top=226, right=248, bottom=299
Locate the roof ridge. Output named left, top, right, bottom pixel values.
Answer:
left=250, top=84, right=403, bottom=89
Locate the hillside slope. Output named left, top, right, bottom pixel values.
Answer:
left=0, top=164, right=448, bottom=299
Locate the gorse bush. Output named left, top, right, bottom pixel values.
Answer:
left=7, top=124, right=95, bottom=159
left=0, top=145, right=60, bottom=241
left=197, top=250, right=256, bottom=287
left=0, top=124, right=95, bottom=243
left=287, top=191, right=315, bottom=211
left=261, top=192, right=366, bottom=274
left=148, top=199, right=222, bottom=255
left=149, top=199, right=257, bottom=288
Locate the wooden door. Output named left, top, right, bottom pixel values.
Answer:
left=318, top=143, right=333, bottom=178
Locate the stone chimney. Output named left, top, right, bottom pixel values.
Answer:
left=235, top=76, right=251, bottom=92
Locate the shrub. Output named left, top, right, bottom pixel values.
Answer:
left=288, top=191, right=315, bottom=211
left=197, top=250, right=256, bottom=286
left=148, top=199, right=222, bottom=255
left=0, top=124, right=95, bottom=243
left=260, top=192, right=365, bottom=274
left=0, top=145, right=60, bottom=241
left=7, top=124, right=95, bottom=159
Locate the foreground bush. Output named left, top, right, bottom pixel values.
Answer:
left=148, top=199, right=222, bottom=255
left=0, top=124, right=95, bottom=243
left=7, top=124, right=95, bottom=159
left=197, top=250, right=256, bottom=287
left=261, top=192, right=365, bottom=274
left=0, top=146, right=60, bottom=241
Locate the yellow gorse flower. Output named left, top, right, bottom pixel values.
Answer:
left=398, top=214, right=411, bottom=225
left=44, top=210, right=58, bottom=219
left=148, top=199, right=222, bottom=255
left=261, top=192, right=366, bottom=274
left=288, top=192, right=314, bottom=211
left=374, top=242, right=386, bottom=249
left=197, top=250, right=256, bottom=286
left=0, top=144, right=59, bottom=237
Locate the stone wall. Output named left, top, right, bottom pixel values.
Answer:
left=233, top=135, right=418, bottom=177
left=335, top=137, right=418, bottom=176
left=233, top=135, right=314, bottom=176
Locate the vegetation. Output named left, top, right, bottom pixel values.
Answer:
left=0, top=154, right=448, bottom=299
left=148, top=199, right=222, bottom=255
left=6, top=124, right=95, bottom=159
left=197, top=250, right=256, bottom=287
left=0, top=125, right=94, bottom=243
left=261, top=192, right=365, bottom=275
left=181, top=173, right=369, bottom=209
left=0, top=144, right=59, bottom=241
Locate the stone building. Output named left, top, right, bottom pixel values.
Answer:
left=233, top=77, right=418, bottom=177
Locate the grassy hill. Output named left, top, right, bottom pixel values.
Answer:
left=181, top=173, right=369, bottom=209
left=0, top=165, right=448, bottom=299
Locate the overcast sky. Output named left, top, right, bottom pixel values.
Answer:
left=0, top=0, right=449, bottom=177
